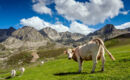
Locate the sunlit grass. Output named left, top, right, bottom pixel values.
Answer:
left=0, top=38, right=130, bottom=80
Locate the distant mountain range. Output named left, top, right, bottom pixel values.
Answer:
left=77, top=24, right=130, bottom=42
left=0, top=24, right=130, bottom=49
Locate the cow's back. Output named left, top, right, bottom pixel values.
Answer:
left=78, top=43, right=99, bottom=60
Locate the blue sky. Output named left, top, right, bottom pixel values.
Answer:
left=0, top=0, right=130, bottom=35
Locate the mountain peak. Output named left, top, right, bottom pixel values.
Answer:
left=104, top=24, right=115, bottom=29
left=99, top=24, right=116, bottom=34
left=40, top=27, right=61, bottom=41
left=11, top=26, right=46, bottom=41
left=8, top=27, right=16, bottom=31
left=43, top=27, right=57, bottom=32
left=22, top=26, right=34, bottom=29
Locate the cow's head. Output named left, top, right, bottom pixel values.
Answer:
left=64, top=48, right=75, bottom=60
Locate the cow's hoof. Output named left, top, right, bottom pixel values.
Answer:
left=91, top=71, right=95, bottom=73
left=78, top=71, right=81, bottom=73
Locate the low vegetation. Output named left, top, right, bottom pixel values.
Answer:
left=0, top=37, right=130, bottom=80
left=6, top=51, right=32, bottom=66
left=37, top=48, right=66, bottom=59
left=105, top=37, right=130, bottom=48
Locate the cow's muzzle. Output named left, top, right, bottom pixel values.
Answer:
left=68, top=58, right=71, bottom=60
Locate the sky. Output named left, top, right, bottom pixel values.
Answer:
left=0, top=0, right=130, bottom=35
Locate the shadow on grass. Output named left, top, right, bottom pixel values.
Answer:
left=54, top=71, right=103, bottom=76
left=4, top=75, right=20, bottom=79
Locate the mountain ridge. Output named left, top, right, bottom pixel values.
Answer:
left=0, top=24, right=130, bottom=49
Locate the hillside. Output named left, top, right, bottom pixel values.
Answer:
left=2, top=26, right=49, bottom=49
left=0, top=35, right=130, bottom=80
left=12, top=26, right=46, bottom=42
left=0, top=24, right=130, bottom=49
left=77, top=24, right=130, bottom=43
left=105, top=33, right=130, bottom=48
left=39, top=27, right=61, bottom=41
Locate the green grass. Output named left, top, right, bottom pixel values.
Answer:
left=6, top=51, right=32, bottom=66
left=105, top=37, right=130, bottom=48
left=0, top=37, right=130, bottom=80
left=37, top=48, right=66, bottom=59
left=0, top=44, right=130, bottom=80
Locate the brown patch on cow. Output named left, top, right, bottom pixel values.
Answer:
left=72, top=52, right=78, bottom=62
left=84, top=55, right=92, bottom=61
left=97, top=55, right=101, bottom=60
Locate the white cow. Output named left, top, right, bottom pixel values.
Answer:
left=41, top=61, right=44, bottom=64
left=19, top=67, right=25, bottom=75
left=11, top=69, right=16, bottom=77
left=64, top=38, right=115, bottom=73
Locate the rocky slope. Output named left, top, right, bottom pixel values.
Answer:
left=39, top=27, right=61, bottom=41
left=0, top=27, right=16, bottom=42
left=77, top=24, right=130, bottom=43
left=39, top=27, right=85, bottom=44
left=2, top=26, right=84, bottom=49
left=12, top=26, right=46, bottom=41
left=57, top=31, right=85, bottom=45
left=2, top=26, right=49, bottom=49
left=1, top=24, right=130, bottom=49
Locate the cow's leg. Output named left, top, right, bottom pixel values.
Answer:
left=101, top=48, right=105, bottom=72
left=91, top=55, right=97, bottom=73
left=77, top=57, right=82, bottom=73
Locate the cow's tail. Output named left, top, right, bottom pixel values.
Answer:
left=93, top=38, right=115, bottom=61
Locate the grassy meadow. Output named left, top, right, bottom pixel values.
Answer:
left=0, top=38, right=130, bottom=80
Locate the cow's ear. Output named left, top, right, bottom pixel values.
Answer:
left=64, top=50, right=67, bottom=54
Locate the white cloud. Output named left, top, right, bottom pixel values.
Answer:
left=51, top=23, right=69, bottom=32
left=120, top=10, right=130, bottom=15
left=20, top=16, right=69, bottom=32
left=55, top=0, right=124, bottom=25
left=115, top=22, right=130, bottom=29
left=20, top=16, right=95, bottom=35
left=32, top=0, right=52, bottom=15
left=70, top=21, right=95, bottom=35
left=20, top=16, right=50, bottom=30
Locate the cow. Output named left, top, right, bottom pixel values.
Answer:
left=19, top=67, right=25, bottom=75
left=11, top=69, right=16, bottom=77
left=64, top=38, right=115, bottom=73
left=41, top=61, right=44, bottom=64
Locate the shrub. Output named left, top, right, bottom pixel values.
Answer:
left=105, top=39, right=119, bottom=48
left=7, top=51, right=32, bottom=66
left=37, top=48, right=66, bottom=59
left=38, top=42, right=56, bottom=50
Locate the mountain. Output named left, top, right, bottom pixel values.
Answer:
left=0, top=27, right=16, bottom=42
left=57, top=31, right=85, bottom=45
left=60, top=31, right=85, bottom=41
left=39, top=27, right=61, bottom=41
left=77, top=24, right=130, bottom=43
left=12, top=26, right=47, bottom=41
left=39, top=27, right=85, bottom=43
left=2, top=26, right=49, bottom=49
left=124, top=27, right=130, bottom=31
left=105, top=33, right=130, bottom=48
left=1, top=24, right=130, bottom=49
left=1, top=26, right=85, bottom=49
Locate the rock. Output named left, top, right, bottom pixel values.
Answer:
left=0, top=27, right=16, bottom=42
